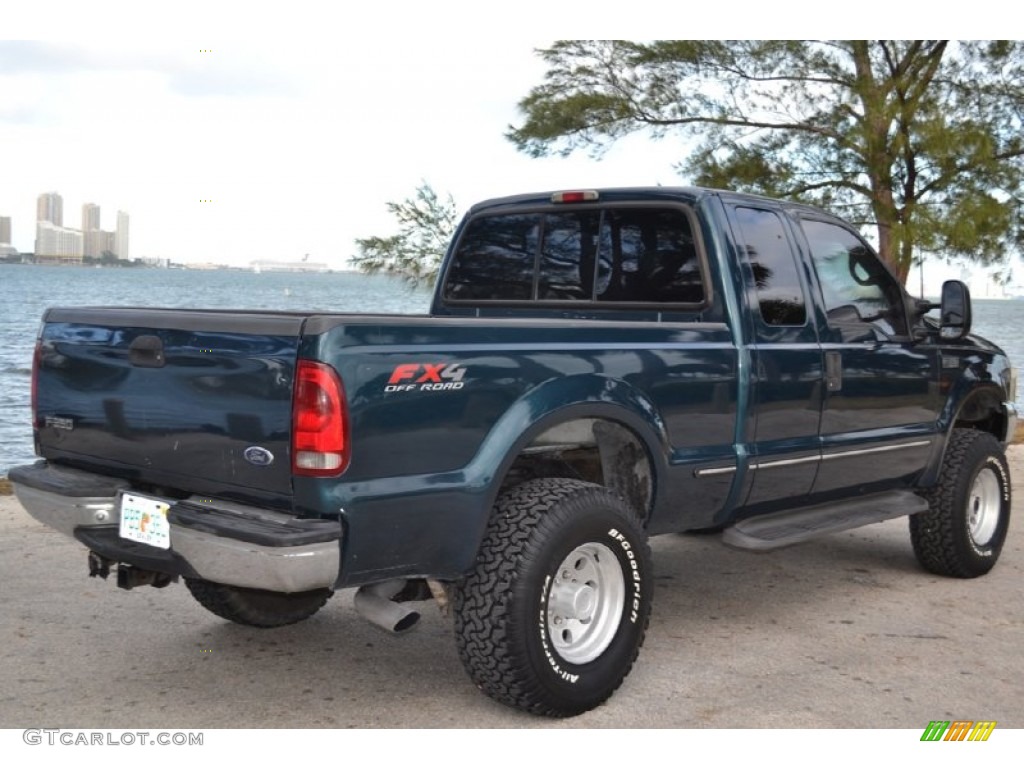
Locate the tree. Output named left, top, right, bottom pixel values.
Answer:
left=351, top=182, right=458, bottom=289
left=508, top=41, right=1024, bottom=283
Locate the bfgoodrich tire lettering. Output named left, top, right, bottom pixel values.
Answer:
left=454, top=478, right=653, bottom=717
left=910, top=429, right=1012, bottom=578
left=184, top=578, right=333, bottom=628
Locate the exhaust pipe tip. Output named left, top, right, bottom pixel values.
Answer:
left=354, top=579, right=421, bottom=634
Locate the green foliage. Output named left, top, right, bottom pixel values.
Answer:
left=352, top=182, right=457, bottom=289
left=508, top=41, right=1024, bottom=282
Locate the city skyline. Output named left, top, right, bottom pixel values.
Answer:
left=20, top=190, right=130, bottom=264
left=0, top=40, right=690, bottom=270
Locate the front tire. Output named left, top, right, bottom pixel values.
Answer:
left=910, top=429, right=1011, bottom=578
left=454, top=478, right=652, bottom=717
left=185, top=578, right=333, bottom=628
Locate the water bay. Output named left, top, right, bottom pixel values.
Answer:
left=2, top=264, right=1021, bottom=476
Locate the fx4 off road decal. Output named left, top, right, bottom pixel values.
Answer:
left=385, top=363, right=467, bottom=393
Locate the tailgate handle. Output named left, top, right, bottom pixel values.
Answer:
left=129, top=335, right=166, bottom=368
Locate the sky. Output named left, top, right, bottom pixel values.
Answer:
left=1, top=5, right=1013, bottom=294
left=0, top=34, right=687, bottom=268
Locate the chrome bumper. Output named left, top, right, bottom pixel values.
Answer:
left=13, top=482, right=121, bottom=537
left=1005, top=401, right=1019, bottom=446
left=11, top=464, right=341, bottom=594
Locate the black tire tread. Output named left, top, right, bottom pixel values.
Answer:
left=911, top=428, right=1010, bottom=578
left=454, top=477, right=650, bottom=717
left=184, top=578, right=333, bottom=628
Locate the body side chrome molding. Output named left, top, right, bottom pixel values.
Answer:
left=819, top=440, right=932, bottom=462
left=694, top=439, right=933, bottom=478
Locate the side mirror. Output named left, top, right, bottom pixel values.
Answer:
left=940, top=280, right=972, bottom=340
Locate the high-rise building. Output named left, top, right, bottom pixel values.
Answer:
left=82, top=203, right=111, bottom=258
left=116, top=210, right=130, bottom=260
left=82, top=203, right=101, bottom=232
left=37, top=192, right=63, bottom=226
left=35, top=220, right=83, bottom=264
left=85, top=229, right=116, bottom=259
left=0, top=216, right=11, bottom=245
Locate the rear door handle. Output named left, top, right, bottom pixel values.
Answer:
left=825, top=351, right=842, bottom=392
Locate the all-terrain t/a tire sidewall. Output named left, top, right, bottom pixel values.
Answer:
left=912, top=430, right=1012, bottom=578
left=523, top=509, right=651, bottom=712
left=964, top=451, right=1011, bottom=560
left=454, top=479, right=653, bottom=716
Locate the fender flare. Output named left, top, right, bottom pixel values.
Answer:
left=464, top=373, right=672, bottom=522
left=922, top=379, right=1009, bottom=487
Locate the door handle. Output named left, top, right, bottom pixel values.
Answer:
left=825, top=351, right=842, bottom=392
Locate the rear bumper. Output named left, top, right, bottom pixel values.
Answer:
left=9, top=462, right=341, bottom=593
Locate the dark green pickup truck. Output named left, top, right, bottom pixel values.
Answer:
left=11, top=187, right=1017, bottom=716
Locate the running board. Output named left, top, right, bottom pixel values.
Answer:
left=722, top=490, right=929, bottom=551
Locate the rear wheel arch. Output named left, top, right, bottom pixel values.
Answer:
left=491, top=409, right=662, bottom=526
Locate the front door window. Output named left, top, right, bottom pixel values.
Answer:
left=801, top=219, right=907, bottom=340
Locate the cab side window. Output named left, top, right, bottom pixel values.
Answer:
left=734, top=207, right=806, bottom=326
left=802, top=219, right=907, bottom=338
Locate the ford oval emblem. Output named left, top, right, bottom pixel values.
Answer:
left=243, top=446, right=275, bottom=467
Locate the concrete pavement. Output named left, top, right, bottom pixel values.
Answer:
left=1, top=449, right=1022, bottom=728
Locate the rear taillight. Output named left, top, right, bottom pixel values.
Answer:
left=292, top=360, right=349, bottom=476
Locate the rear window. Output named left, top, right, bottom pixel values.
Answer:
left=444, top=206, right=705, bottom=305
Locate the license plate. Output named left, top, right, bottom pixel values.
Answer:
left=119, top=493, right=171, bottom=550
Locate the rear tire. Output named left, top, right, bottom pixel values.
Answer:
left=454, top=478, right=652, bottom=717
left=185, top=578, right=333, bottom=628
left=910, top=429, right=1011, bottom=578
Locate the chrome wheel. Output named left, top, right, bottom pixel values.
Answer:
left=967, top=467, right=1001, bottom=547
left=547, top=542, right=625, bottom=665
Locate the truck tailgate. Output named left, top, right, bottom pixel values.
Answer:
left=35, top=308, right=306, bottom=504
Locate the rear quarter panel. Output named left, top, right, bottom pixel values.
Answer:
left=295, top=316, right=738, bottom=584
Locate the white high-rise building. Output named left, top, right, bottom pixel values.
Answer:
left=37, top=192, right=63, bottom=226
left=35, top=220, right=83, bottom=263
left=0, top=216, right=11, bottom=245
left=116, top=210, right=130, bottom=260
